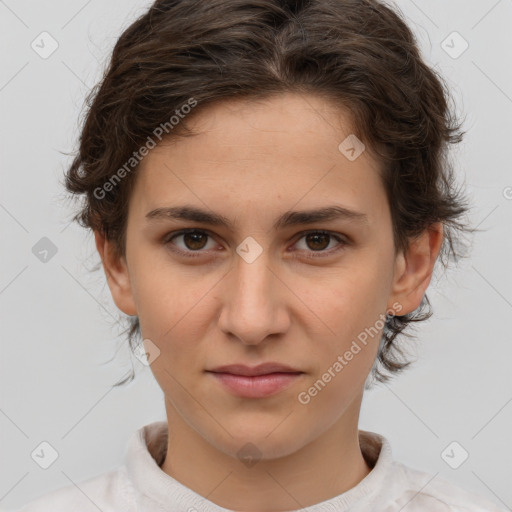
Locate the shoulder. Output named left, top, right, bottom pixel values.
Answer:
left=384, top=461, right=507, bottom=512
left=12, top=467, right=135, bottom=512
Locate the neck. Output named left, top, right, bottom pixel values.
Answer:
left=160, top=397, right=373, bottom=511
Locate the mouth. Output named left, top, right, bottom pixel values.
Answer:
left=207, top=362, right=302, bottom=377
left=206, top=369, right=304, bottom=398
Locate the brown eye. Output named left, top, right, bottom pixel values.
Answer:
left=293, top=230, right=347, bottom=258
left=182, top=232, right=208, bottom=250
left=165, top=229, right=216, bottom=255
left=304, top=232, right=330, bottom=251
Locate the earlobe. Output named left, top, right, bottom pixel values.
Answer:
left=94, top=230, right=138, bottom=316
left=388, top=223, right=443, bottom=315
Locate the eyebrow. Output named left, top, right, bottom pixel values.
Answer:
left=145, top=205, right=368, bottom=231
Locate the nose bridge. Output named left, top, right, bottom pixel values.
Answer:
left=218, top=242, right=288, bottom=345
left=235, top=248, right=272, bottom=306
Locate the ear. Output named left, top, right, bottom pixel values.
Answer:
left=94, top=230, right=137, bottom=316
left=387, top=222, right=443, bottom=315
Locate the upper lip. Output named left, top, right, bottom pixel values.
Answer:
left=207, top=363, right=303, bottom=376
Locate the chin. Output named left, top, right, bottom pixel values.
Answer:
left=214, top=423, right=310, bottom=461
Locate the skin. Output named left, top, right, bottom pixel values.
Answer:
left=95, top=93, right=443, bottom=511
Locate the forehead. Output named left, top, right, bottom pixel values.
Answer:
left=147, top=94, right=365, bottom=161
left=129, top=93, right=388, bottom=227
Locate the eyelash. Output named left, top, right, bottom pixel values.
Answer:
left=163, top=228, right=348, bottom=259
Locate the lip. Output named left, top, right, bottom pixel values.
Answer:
left=208, top=363, right=302, bottom=376
left=206, top=363, right=304, bottom=398
left=208, top=371, right=303, bottom=398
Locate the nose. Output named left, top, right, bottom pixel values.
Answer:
left=217, top=248, right=291, bottom=346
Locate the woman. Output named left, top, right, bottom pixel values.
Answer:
left=15, top=0, right=505, bottom=510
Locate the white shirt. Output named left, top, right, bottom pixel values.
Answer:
left=13, top=421, right=506, bottom=511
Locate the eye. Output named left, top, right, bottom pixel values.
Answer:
left=164, top=229, right=219, bottom=257
left=163, top=229, right=348, bottom=259
left=291, top=230, right=347, bottom=258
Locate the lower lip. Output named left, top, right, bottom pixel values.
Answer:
left=208, top=372, right=303, bottom=398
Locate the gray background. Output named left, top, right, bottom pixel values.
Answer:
left=1, top=0, right=511, bottom=510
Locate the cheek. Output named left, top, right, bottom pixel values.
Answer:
left=315, top=263, right=391, bottom=332
left=301, top=257, right=393, bottom=384
left=299, top=273, right=386, bottom=406
left=133, top=266, right=219, bottom=369
left=130, top=247, right=206, bottom=325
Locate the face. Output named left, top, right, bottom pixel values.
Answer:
left=97, top=93, right=441, bottom=462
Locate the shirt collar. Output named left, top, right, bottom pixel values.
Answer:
left=125, top=421, right=395, bottom=512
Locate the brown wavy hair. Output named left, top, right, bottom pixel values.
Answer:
left=63, top=0, right=470, bottom=387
